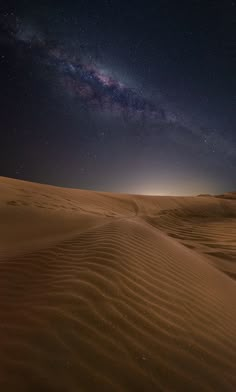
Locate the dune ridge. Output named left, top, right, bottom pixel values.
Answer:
left=0, top=176, right=236, bottom=391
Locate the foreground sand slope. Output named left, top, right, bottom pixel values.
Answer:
left=0, top=176, right=236, bottom=391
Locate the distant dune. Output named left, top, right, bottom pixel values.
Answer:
left=0, top=176, right=236, bottom=391
left=197, top=193, right=213, bottom=197
left=215, top=192, right=236, bottom=200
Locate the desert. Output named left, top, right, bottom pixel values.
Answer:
left=0, top=176, right=236, bottom=391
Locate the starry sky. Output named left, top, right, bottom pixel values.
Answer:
left=0, top=0, right=236, bottom=195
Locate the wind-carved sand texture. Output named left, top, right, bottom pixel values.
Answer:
left=0, top=176, right=236, bottom=391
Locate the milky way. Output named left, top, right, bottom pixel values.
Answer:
left=2, top=15, right=166, bottom=122
left=49, top=47, right=166, bottom=121
left=1, top=2, right=236, bottom=195
left=1, top=12, right=235, bottom=164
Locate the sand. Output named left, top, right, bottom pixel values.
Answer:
left=0, top=176, right=236, bottom=391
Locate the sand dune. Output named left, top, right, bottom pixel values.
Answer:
left=0, top=176, right=236, bottom=391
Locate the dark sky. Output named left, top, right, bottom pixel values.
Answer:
left=0, top=0, right=236, bottom=195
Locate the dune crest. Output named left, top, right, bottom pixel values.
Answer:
left=0, top=176, right=236, bottom=391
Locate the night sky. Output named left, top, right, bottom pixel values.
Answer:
left=1, top=1, right=236, bottom=195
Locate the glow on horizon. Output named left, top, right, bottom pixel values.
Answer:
left=122, top=179, right=218, bottom=197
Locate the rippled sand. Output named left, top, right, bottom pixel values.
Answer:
left=0, top=176, right=236, bottom=391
